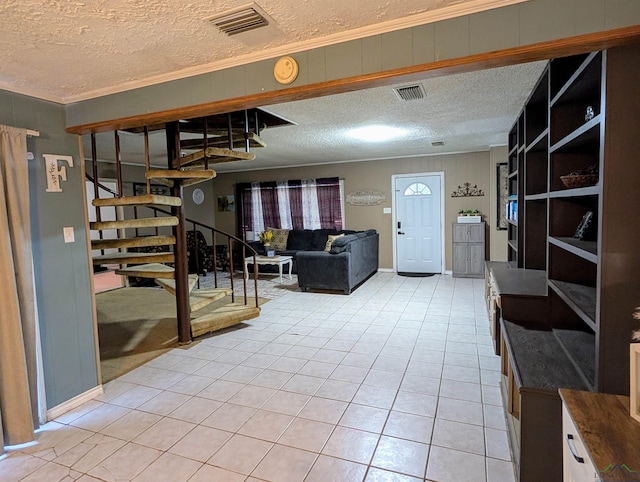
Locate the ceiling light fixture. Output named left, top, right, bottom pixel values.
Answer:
left=347, top=125, right=407, bottom=142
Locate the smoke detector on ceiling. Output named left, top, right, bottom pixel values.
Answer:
left=393, top=84, right=426, bottom=101
left=205, top=2, right=272, bottom=36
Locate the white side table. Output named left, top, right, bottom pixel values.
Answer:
left=244, top=255, right=293, bottom=283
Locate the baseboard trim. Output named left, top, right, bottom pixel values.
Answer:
left=377, top=268, right=395, bottom=273
left=46, top=385, right=104, bottom=421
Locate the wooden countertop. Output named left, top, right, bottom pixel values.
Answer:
left=559, top=389, right=640, bottom=474
left=487, top=262, right=548, bottom=297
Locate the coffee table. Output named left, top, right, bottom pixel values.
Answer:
left=244, top=255, right=293, bottom=283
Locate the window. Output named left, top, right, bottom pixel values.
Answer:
left=404, top=182, right=431, bottom=196
left=237, top=177, right=344, bottom=234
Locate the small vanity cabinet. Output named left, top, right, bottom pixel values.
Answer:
left=452, top=222, right=485, bottom=278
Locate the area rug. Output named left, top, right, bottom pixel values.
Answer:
left=96, top=287, right=267, bottom=383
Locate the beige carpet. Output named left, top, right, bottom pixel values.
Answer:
left=96, top=287, right=266, bottom=383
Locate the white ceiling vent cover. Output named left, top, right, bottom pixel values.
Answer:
left=205, top=3, right=271, bottom=36
left=393, top=84, right=426, bottom=101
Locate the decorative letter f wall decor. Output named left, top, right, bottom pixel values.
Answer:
left=44, top=154, right=74, bottom=193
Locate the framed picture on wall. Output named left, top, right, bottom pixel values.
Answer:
left=497, top=163, right=508, bottom=230
left=133, top=182, right=171, bottom=196
left=217, top=195, right=235, bottom=212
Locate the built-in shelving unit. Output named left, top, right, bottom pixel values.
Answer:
left=504, top=44, right=640, bottom=395
left=494, top=43, right=640, bottom=482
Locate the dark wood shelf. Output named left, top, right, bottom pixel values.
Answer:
left=549, top=185, right=600, bottom=198
left=525, top=129, right=549, bottom=153
left=548, top=280, right=597, bottom=330
left=549, top=53, right=593, bottom=101
left=502, top=319, right=589, bottom=392
left=548, top=236, right=597, bottom=263
left=491, top=267, right=548, bottom=297
left=553, top=327, right=596, bottom=390
left=550, top=115, right=601, bottom=153
left=525, top=193, right=548, bottom=201
left=550, top=52, right=601, bottom=107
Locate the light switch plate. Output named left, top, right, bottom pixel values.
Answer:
left=383, top=207, right=392, bottom=214
left=63, top=227, right=75, bottom=243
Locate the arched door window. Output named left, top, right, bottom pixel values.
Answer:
left=404, top=182, right=432, bottom=196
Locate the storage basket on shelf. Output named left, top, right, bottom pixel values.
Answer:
left=560, top=164, right=598, bottom=189
left=560, top=173, right=598, bottom=189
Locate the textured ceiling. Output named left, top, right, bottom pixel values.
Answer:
left=3, top=0, right=544, bottom=171
left=0, top=0, right=520, bottom=102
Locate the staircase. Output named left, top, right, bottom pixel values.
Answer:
left=88, top=118, right=265, bottom=343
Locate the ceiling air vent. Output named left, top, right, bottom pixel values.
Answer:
left=393, top=84, right=426, bottom=101
left=205, top=3, right=271, bottom=36
left=431, top=141, right=445, bottom=147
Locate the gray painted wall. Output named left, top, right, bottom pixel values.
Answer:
left=66, top=0, right=640, bottom=128
left=0, top=91, right=98, bottom=409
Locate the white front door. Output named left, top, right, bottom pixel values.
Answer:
left=395, top=174, right=443, bottom=274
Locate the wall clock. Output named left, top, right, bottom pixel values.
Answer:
left=274, top=56, right=299, bottom=85
left=192, top=188, right=205, bottom=205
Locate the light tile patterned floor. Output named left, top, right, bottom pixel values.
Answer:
left=1, top=273, right=515, bottom=482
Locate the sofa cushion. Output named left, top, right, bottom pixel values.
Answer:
left=329, top=233, right=356, bottom=254
left=267, top=227, right=289, bottom=251
left=324, top=233, right=344, bottom=252
left=287, top=229, right=313, bottom=250
left=311, top=229, right=338, bottom=251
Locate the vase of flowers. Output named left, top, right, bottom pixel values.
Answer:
left=259, top=230, right=273, bottom=246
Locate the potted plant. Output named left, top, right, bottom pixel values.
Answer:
left=259, top=229, right=273, bottom=246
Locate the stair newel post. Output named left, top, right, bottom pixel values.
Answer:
left=227, top=114, right=233, bottom=151
left=243, top=110, right=250, bottom=153
left=254, top=111, right=260, bottom=137
left=228, top=238, right=235, bottom=303
left=143, top=126, right=151, bottom=194
left=192, top=224, right=201, bottom=289
left=212, top=232, right=219, bottom=289
left=90, top=133, right=105, bottom=254
left=202, top=117, right=209, bottom=171
left=166, top=121, right=192, bottom=344
left=114, top=130, right=123, bottom=198
left=241, top=244, right=248, bottom=306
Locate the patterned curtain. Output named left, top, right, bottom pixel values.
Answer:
left=238, top=177, right=343, bottom=235
left=300, top=179, right=321, bottom=229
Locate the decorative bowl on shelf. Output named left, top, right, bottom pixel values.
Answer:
left=560, top=174, right=598, bottom=189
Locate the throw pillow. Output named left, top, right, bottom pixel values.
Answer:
left=324, top=233, right=344, bottom=252
left=266, top=227, right=289, bottom=251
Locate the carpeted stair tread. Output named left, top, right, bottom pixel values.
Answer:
left=93, top=252, right=174, bottom=265
left=155, top=275, right=200, bottom=295
left=146, top=169, right=216, bottom=187
left=91, top=216, right=178, bottom=231
left=115, top=263, right=175, bottom=279
left=174, top=147, right=255, bottom=169
left=91, top=235, right=175, bottom=251
left=191, top=303, right=260, bottom=338
left=189, top=288, right=233, bottom=311
left=92, top=194, right=181, bottom=207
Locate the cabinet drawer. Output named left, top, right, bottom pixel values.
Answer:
left=562, top=405, right=596, bottom=482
